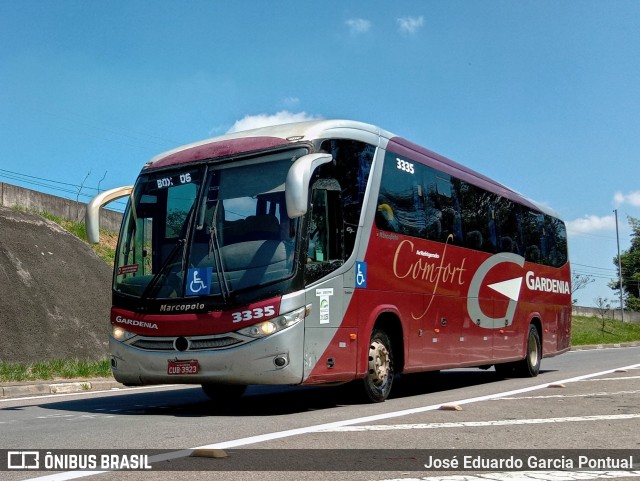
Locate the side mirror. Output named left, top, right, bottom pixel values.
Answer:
left=285, top=153, right=333, bottom=218
left=86, top=186, right=133, bottom=244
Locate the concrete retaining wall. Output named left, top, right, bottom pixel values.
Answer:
left=0, top=182, right=123, bottom=232
left=572, top=305, right=640, bottom=323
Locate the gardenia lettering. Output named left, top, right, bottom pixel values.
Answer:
left=525, top=271, right=570, bottom=295
left=114, top=316, right=158, bottom=330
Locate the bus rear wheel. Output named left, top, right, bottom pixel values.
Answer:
left=515, top=324, right=541, bottom=377
left=494, top=324, right=541, bottom=378
left=362, top=329, right=394, bottom=402
left=201, top=383, right=246, bottom=404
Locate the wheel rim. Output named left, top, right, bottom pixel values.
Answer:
left=528, top=332, right=539, bottom=367
left=368, top=339, right=390, bottom=386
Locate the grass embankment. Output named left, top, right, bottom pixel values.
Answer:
left=0, top=359, right=112, bottom=383
left=39, top=211, right=118, bottom=264
left=571, top=315, right=640, bottom=345
left=0, top=212, right=117, bottom=383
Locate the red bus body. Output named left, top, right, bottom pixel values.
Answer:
left=89, top=120, right=571, bottom=402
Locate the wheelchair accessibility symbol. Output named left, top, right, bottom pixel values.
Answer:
left=187, top=267, right=211, bottom=296
left=355, top=261, right=367, bottom=288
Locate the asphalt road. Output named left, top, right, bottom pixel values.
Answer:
left=1, top=346, right=639, bottom=481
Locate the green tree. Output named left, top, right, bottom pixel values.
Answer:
left=610, top=216, right=640, bottom=311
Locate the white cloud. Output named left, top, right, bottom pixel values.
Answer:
left=397, top=16, right=424, bottom=35
left=346, top=18, right=371, bottom=35
left=283, top=97, right=300, bottom=108
left=614, top=190, right=640, bottom=207
left=566, top=214, right=616, bottom=235
left=226, top=111, right=321, bottom=134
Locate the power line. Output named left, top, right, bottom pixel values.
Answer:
left=0, top=170, right=127, bottom=211
left=0, top=168, right=90, bottom=189
left=572, top=262, right=617, bottom=272
left=566, top=229, right=617, bottom=241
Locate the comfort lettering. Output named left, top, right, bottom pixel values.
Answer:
left=392, top=237, right=467, bottom=320
left=393, top=239, right=466, bottom=286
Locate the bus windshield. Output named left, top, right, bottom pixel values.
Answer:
left=114, top=148, right=306, bottom=299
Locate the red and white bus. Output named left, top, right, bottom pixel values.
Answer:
left=87, top=120, right=571, bottom=403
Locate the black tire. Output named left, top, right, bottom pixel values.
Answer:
left=201, top=383, right=246, bottom=404
left=362, top=329, right=394, bottom=402
left=515, top=324, right=541, bottom=377
left=494, top=324, right=541, bottom=378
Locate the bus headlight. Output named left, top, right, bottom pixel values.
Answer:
left=112, top=325, right=137, bottom=342
left=236, top=306, right=307, bottom=338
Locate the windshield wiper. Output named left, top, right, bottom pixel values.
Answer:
left=140, top=202, right=197, bottom=301
left=140, top=238, right=186, bottom=301
left=209, top=200, right=231, bottom=302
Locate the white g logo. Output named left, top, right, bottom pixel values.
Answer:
left=467, top=253, right=525, bottom=329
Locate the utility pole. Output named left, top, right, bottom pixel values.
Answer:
left=614, top=209, right=624, bottom=322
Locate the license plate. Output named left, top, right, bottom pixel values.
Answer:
left=167, top=360, right=199, bottom=375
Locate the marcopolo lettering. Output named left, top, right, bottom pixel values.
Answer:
left=114, top=316, right=158, bottom=330
left=525, top=271, right=570, bottom=295
left=159, top=303, right=205, bottom=312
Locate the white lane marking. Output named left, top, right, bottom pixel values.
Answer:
left=24, top=362, right=640, bottom=481
left=496, top=389, right=640, bottom=400
left=581, top=376, right=640, bottom=381
left=0, top=384, right=180, bottom=403
left=318, top=413, right=640, bottom=432
left=379, top=471, right=640, bottom=481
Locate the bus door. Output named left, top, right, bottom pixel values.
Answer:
left=303, top=182, right=357, bottom=383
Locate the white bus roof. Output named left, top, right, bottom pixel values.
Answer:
left=144, top=119, right=561, bottom=219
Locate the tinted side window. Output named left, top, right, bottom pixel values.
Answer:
left=456, top=180, right=497, bottom=253
left=376, top=153, right=426, bottom=237
left=423, top=166, right=462, bottom=244
left=319, top=139, right=375, bottom=258
left=543, top=215, right=568, bottom=267
left=494, top=198, right=524, bottom=255
left=375, top=149, right=568, bottom=267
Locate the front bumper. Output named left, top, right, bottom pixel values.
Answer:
left=109, top=319, right=305, bottom=386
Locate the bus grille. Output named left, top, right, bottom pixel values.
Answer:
left=130, top=339, right=175, bottom=350
left=190, top=337, right=241, bottom=349
left=129, top=336, right=242, bottom=351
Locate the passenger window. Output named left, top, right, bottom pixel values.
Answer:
left=307, top=189, right=329, bottom=262
left=318, top=139, right=374, bottom=259
left=305, top=180, right=344, bottom=285
left=376, top=152, right=426, bottom=237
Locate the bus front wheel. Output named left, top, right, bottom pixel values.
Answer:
left=362, top=328, right=394, bottom=402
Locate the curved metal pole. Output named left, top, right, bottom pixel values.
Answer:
left=86, top=186, right=133, bottom=244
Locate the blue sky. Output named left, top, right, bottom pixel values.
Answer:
left=1, top=1, right=639, bottom=307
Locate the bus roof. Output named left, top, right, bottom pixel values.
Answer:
left=144, top=119, right=388, bottom=169
left=143, top=119, right=561, bottom=219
